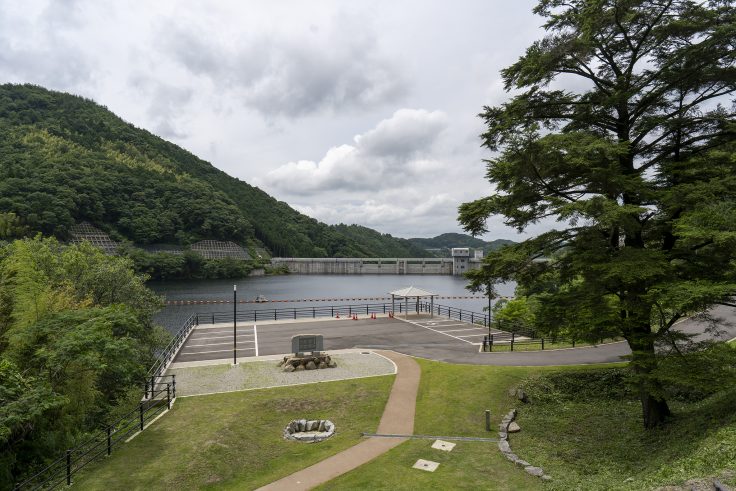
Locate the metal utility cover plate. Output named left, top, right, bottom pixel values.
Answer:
left=431, top=439, right=456, bottom=452
left=412, top=459, right=440, bottom=472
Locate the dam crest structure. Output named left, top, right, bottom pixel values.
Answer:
left=271, top=248, right=482, bottom=275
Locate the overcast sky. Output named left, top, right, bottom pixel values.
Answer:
left=0, top=0, right=551, bottom=240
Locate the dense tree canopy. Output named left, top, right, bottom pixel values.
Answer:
left=0, top=237, right=167, bottom=485
left=0, top=84, right=429, bottom=259
left=460, top=0, right=736, bottom=428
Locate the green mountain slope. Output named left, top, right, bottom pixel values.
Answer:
left=408, top=233, right=515, bottom=256
left=0, top=84, right=429, bottom=258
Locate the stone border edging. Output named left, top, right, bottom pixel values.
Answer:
left=498, top=409, right=551, bottom=481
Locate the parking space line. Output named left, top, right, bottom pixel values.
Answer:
left=456, top=333, right=488, bottom=338
left=254, top=324, right=259, bottom=357
left=401, top=319, right=475, bottom=344
left=188, top=334, right=254, bottom=341
left=180, top=348, right=255, bottom=356
left=416, top=322, right=467, bottom=327
left=186, top=340, right=255, bottom=348
left=437, top=328, right=487, bottom=333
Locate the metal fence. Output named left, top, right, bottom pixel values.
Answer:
left=15, top=376, right=176, bottom=490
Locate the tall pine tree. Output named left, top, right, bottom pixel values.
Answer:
left=460, top=0, right=736, bottom=428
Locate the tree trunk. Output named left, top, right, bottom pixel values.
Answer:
left=626, top=326, right=671, bottom=428
left=640, top=391, right=671, bottom=429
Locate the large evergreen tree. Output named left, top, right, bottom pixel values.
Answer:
left=460, top=0, right=736, bottom=428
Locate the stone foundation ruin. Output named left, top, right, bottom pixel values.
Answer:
left=283, top=419, right=335, bottom=443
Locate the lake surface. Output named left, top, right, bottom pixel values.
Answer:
left=150, top=275, right=516, bottom=333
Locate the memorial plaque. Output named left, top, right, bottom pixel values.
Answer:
left=291, top=334, right=324, bottom=355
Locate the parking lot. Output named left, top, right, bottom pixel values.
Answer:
left=171, top=313, right=632, bottom=367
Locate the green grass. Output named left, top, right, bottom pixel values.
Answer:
left=72, top=356, right=735, bottom=490
left=512, top=371, right=736, bottom=490
left=317, top=360, right=621, bottom=490
left=72, top=375, right=394, bottom=490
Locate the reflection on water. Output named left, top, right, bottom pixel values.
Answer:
left=150, top=275, right=516, bottom=333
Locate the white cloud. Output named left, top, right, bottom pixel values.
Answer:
left=158, top=13, right=406, bottom=118
left=260, top=109, right=448, bottom=195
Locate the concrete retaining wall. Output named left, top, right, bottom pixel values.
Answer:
left=271, top=257, right=479, bottom=275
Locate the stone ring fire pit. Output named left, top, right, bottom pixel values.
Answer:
left=283, top=419, right=335, bottom=443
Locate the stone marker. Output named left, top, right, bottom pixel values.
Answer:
left=291, top=334, right=324, bottom=355
left=412, top=459, right=440, bottom=472
left=431, top=440, right=456, bottom=452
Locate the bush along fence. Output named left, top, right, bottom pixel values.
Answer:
left=413, top=301, right=619, bottom=352
left=14, top=376, right=176, bottom=490
left=13, top=317, right=196, bottom=490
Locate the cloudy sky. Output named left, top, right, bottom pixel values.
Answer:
left=0, top=0, right=550, bottom=240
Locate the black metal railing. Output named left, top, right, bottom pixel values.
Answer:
left=15, top=377, right=175, bottom=490
left=194, top=302, right=403, bottom=324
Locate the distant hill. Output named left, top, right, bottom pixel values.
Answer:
left=0, top=84, right=430, bottom=258
left=408, top=233, right=515, bottom=257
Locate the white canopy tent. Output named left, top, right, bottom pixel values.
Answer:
left=389, top=286, right=438, bottom=319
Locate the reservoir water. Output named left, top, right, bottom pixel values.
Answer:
left=150, top=275, right=516, bottom=333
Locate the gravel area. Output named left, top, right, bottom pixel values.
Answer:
left=167, top=352, right=395, bottom=397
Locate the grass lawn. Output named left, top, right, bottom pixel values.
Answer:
left=72, top=375, right=394, bottom=490
left=317, top=359, right=620, bottom=490
left=512, top=370, right=736, bottom=490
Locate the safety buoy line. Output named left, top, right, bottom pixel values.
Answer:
left=163, top=295, right=512, bottom=305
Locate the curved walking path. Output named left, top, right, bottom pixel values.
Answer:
left=256, top=350, right=420, bottom=491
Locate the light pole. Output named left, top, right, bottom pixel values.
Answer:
left=487, top=282, right=494, bottom=339
left=233, top=284, right=237, bottom=365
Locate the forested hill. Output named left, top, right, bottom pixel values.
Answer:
left=0, top=84, right=429, bottom=258
left=408, top=233, right=515, bottom=256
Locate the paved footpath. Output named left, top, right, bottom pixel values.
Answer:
left=256, top=350, right=420, bottom=491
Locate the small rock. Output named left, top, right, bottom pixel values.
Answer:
left=516, top=389, right=529, bottom=403
left=283, top=364, right=295, bottom=373
left=498, top=431, right=507, bottom=440
left=524, top=466, right=544, bottom=477
left=294, top=364, right=305, bottom=371
left=713, top=479, right=730, bottom=491
left=508, top=422, right=521, bottom=433
left=328, top=361, right=337, bottom=368
left=498, top=440, right=511, bottom=453
left=318, top=361, right=328, bottom=369
left=305, top=361, right=317, bottom=370
left=541, top=475, right=552, bottom=481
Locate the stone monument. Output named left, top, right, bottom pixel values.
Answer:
left=278, top=334, right=337, bottom=372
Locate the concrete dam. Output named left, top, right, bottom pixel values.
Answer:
left=271, top=249, right=482, bottom=275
